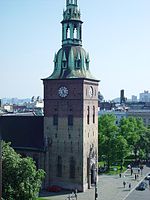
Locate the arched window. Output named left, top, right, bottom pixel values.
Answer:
left=93, top=106, right=95, bottom=124
left=68, top=115, right=73, bottom=126
left=53, top=114, right=58, bottom=126
left=67, top=27, right=70, bottom=39
left=57, top=156, right=62, bottom=177
left=87, top=106, right=90, bottom=124
left=74, top=27, right=78, bottom=39
left=70, top=157, right=75, bottom=178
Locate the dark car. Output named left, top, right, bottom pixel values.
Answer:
left=47, top=185, right=62, bottom=192
left=145, top=173, right=150, bottom=180
left=136, top=182, right=147, bottom=191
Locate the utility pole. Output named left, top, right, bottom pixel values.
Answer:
left=95, top=168, right=98, bottom=200
left=95, top=181, right=98, bottom=200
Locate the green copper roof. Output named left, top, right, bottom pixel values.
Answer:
left=46, top=46, right=95, bottom=79
left=44, top=0, right=96, bottom=80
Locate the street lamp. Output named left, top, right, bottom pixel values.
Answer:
left=95, top=168, right=98, bottom=200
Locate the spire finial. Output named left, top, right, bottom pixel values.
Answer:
left=66, top=0, right=77, bottom=7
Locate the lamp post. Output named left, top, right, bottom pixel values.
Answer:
left=95, top=168, right=98, bottom=200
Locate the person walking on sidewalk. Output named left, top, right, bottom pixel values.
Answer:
left=129, top=183, right=131, bottom=190
left=131, top=168, right=133, bottom=176
left=123, top=181, right=126, bottom=188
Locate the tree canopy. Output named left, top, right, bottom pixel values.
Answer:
left=2, top=142, right=45, bottom=200
left=98, top=114, right=150, bottom=169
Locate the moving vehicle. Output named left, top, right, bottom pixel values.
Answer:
left=136, top=182, right=147, bottom=191
left=145, top=173, right=150, bottom=180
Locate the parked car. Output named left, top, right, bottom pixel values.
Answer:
left=136, top=182, right=147, bottom=191
left=47, top=185, right=62, bottom=192
left=145, top=173, right=150, bottom=180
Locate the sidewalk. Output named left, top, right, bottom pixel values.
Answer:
left=40, top=165, right=150, bottom=200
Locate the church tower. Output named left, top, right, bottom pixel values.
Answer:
left=43, top=0, right=99, bottom=191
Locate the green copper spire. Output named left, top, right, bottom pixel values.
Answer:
left=62, top=0, right=82, bottom=46
left=66, top=0, right=77, bottom=6
left=44, top=0, right=95, bottom=80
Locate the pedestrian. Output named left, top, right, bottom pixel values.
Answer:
left=119, top=173, right=121, bottom=178
left=123, top=181, right=126, bottom=188
left=74, top=188, right=77, bottom=200
left=128, top=164, right=131, bottom=169
left=129, top=183, right=131, bottom=190
left=135, top=174, right=137, bottom=180
left=131, top=168, right=133, bottom=176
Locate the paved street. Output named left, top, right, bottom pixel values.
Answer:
left=40, top=165, right=150, bottom=200
left=125, top=186, right=150, bottom=200
left=125, top=179, right=150, bottom=200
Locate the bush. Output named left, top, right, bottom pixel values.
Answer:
left=2, top=142, right=45, bottom=200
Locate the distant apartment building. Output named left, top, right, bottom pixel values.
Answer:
left=99, top=101, right=116, bottom=110
left=131, top=95, right=138, bottom=102
left=98, top=110, right=127, bottom=125
left=127, top=109, right=150, bottom=127
left=3, top=104, right=13, bottom=113
left=99, top=108, right=150, bottom=127
left=139, top=91, right=150, bottom=102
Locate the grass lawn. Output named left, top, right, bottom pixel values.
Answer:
left=37, top=198, right=47, bottom=200
left=37, top=198, right=54, bottom=200
left=99, top=161, right=127, bottom=175
left=105, top=165, right=126, bottom=175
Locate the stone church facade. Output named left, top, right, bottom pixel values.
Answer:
left=43, top=0, right=99, bottom=192
left=1, top=0, right=99, bottom=193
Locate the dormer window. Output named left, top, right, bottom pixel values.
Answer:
left=62, top=52, right=67, bottom=68
left=76, top=52, right=81, bottom=69
left=86, top=53, right=90, bottom=70
left=62, top=61, right=67, bottom=68
left=76, top=59, right=81, bottom=69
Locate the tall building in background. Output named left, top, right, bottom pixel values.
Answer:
left=131, top=95, right=137, bottom=102
left=139, top=91, right=150, bottom=102
left=120, top=89, right=126, bottom=104
left=43, top=0, right=99, bottom=191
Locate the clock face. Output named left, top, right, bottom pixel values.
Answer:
left=89, top=86, right=93, bottom=97
left=58, top=86, right=69, bottom=98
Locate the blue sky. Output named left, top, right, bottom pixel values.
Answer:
left=1, top=0, right=150, bottom=100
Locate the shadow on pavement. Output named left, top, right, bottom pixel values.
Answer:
left=40, top=190, right=81, bottom=197
left=123, top=189, right=131, bottom=192
left=39, top=190, right=72, bottom=197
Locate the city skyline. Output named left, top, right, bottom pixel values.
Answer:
left=1, top=0, right=150, bottom=100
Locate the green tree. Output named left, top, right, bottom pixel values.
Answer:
left=119, top=117, right=149, bottom=160
left=114, top=135, right=129, bottom=169
left=2, top=142, right=45, bottom=200
left=137, top=126, right=150, bottom=159
left=98, top=114, right=118, bottom=169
